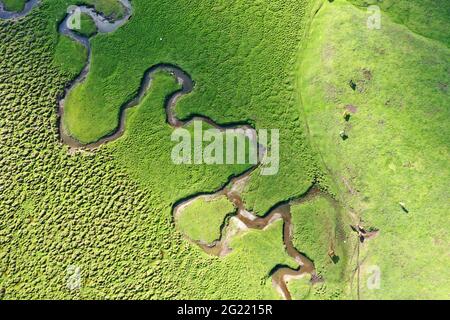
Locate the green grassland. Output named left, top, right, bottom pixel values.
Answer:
left=51, top=6, right=103, bottom=76
left=1, top=0, right=26, bottom=12
left=61, top=0, right=325, bottom=216
left=1, top=0, right=448, bottom=300
left=287, top=275, right=312, bottom=300
left=73, top=12, right=97, bottom=37
left=108, top=70, right=255, bottom=202
left=81, top=0, right=125, bottom=20
left=0, top=14, right=298, bottom=298
left=227, top=219, right=300, bottom=299
left=288, top=196, right=354, bottom=299
left=0, top=0, right=330, bottom=299
left=191, top=219, right=300, bottom=300
left=1, top=0, right=125, bottom=17
left=176, top=195, right=235, bottom=244
left=298, top=0, right=449, bottom=299
left=53, top=35, right=88, bottom=78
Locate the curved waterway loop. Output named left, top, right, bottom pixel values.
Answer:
left=56, top=1, right=265, bottom=152
left=2, top=0, right=320, bottom=300
left=58, top=0, right=135, bottom=148
left=0, top=0, right=40, bottom=19
left=173, top=176, right=323, bottom=300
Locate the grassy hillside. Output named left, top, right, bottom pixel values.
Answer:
left=298, top=0, right=450, bottom=299
left=288, top=196, right=354, bottom=299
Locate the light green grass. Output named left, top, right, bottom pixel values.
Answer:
left=349, top=0, right=450, bottom=46
left=102, top=67, right=295, bottom=299
left=176, top=196, right=235, bottom=243
left=226, top=219, right=299, bottom=299
left=73, top=12, right=97, bottom=37
left=1, top=0, right=26, bottom=12
left=287, top=275, right=311, bottom=300
left=62, top=0, right=322, bottom=215
left=298, top=0, right=450, bottom=299
left=53, top=35, right=88, bottom=78
left=82, top=0, right=126, bottom=20
left=288, top=196, right=353, bottom=300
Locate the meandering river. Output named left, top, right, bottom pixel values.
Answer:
left=1, top=0, right=321, bottom=300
